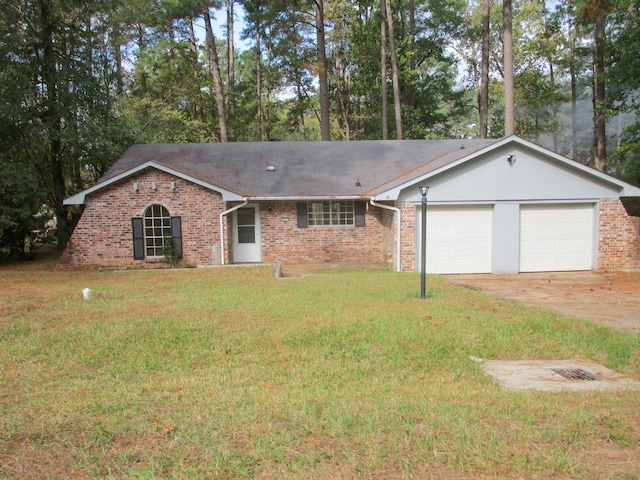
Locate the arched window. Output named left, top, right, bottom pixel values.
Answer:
left=144, top=204, right=171, bottom=257
left=132, top=205, right=182, bottom=261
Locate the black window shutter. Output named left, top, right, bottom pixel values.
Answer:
left=355, top=201, right=366, bottom=227
left=170, top=217, right=183, bottom=257
left=132, top=217, right=144, bottom=260
left=297, top=202, right=308, bottom=228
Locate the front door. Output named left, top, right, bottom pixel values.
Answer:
left=233, top=205, right=262, bottom=263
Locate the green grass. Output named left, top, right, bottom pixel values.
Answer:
left=1, top=261, right=639, bottom=478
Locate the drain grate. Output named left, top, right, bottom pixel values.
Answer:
left=551, top=368, right=600, bottom=381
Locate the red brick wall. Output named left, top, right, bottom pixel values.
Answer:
left=399, top=203, right=417, bottom=272
left=257, top=201, right=386, bottom=264
left=60, top=177, right=389, bottom=268
left=59, top=170, right=226, bottom=268
left=598, top=198, right=640, bottom=270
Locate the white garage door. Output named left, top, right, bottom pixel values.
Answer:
left=520, top=204, right=594, bottom=272
left=417, top=205, right=493, bottom=274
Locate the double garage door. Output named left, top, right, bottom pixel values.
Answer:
left=419, top=204, right=595, bottom=274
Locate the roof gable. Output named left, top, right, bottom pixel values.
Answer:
left=375, top=136, right=640, bottom=201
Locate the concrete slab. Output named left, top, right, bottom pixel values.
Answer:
left=480, top=358, right=640, bottom=392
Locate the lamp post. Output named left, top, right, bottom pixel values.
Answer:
left=420, top=186, right=429, bottom=299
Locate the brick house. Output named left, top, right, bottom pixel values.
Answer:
left=60, top=136, right=640, bottom=274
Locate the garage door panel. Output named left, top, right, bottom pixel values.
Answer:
left=519, top=204, right=594, bottom=272
left=419, top=205, right=492, bottom=274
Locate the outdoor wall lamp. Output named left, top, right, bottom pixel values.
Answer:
left=170, top=181, right=176, bottom=191
left=419, top=185, right=429, bottom=299
left=133, top=182, right=139, bottom=191
left=151, top=182, right=157, bottom=190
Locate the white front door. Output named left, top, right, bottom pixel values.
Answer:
left=233, top=205, right=262, bottom=263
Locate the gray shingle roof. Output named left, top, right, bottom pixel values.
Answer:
left=100, top=139, right=501, bottom=198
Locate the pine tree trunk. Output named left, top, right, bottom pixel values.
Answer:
left=204, top=9, right=229, bottom=142
left=226, top=0, right=235, bottom=118
left=593, top=7, right=606, bottom=171
left=380, top=0, right=388, bottom=140
left=479, top=0, right=490, bottom=138
left=315, top=0, right=331, bottom=140
left=503, top=0, right=515, bottom=136
left=384, top=0, right=403, bottom=139
left=256, top=29, right=263, bottom=141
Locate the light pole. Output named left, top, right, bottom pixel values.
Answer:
left=420, top=185, right=429, bottom=299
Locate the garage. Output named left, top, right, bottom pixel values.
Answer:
left=418, top=205, right=493, bottom=274
left=519, top=203, right=595, bottom=272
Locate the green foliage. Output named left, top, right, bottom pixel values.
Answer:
left=162, top=236, right=182, bottom=267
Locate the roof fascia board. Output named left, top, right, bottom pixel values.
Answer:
left=373, top=135, right=640, bottom=200
left=63, top=161, right=244, bottom=205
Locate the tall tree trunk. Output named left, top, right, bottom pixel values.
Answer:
left=256, top=29, right=263, bottom=141
left=315, top=0, right=331, bottom=140
left=204, top=9, right=229, bottom=142
left=479, top=0, right=490, bottom=138
left=187, top=17, right=205, bottom=124
left=593, top=6, right=606, bottom=171
left=226, top=0, right=236, bottom=119
left=408, top=0, right=416, bottom=134
left=380, top=0, right=388, bottom=140
left=384, top=0, right=403, bottom=139
left=503, top=0, right=515, bottom=136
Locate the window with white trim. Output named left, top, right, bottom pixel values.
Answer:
left=144, top=204, right=171, bottom=257
left=308, top=200, right=355, bottom=226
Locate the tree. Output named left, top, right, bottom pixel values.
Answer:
left=204, top=8, right=230, bottom=142
left=503, top=0, right=515, bottom=135
left=480, top=0, right=491, bottom=137
left=384, top=0, right=403, bottom=139
left=0, top=0, right=129, bottom=249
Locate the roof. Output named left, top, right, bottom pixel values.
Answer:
left=64, top=137, right=640, bottom=204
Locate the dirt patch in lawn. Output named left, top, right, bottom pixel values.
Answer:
left=449, top=271, right=640, bottom=334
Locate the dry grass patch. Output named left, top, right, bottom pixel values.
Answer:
left=1, top=258, right=639, bottom=478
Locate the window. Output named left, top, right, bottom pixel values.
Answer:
left=144, top=205, right=172, bottom=256
left=297, top=201, right=366, bottom=228
left=308, top=200, right=355, bottom=226
left=132, top=205, right=182, bottom=260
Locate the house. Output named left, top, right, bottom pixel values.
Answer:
left=60, top=136, right=640, bottom=274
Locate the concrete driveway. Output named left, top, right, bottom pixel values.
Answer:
left=448, top=271, right=640, bottom=334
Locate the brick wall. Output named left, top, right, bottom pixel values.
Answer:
left=59, top=170, right=226, bottom=269
left=399, top=203, right=417, bottom=272
left=59, top=178, right=389, bottom=268
left=598, top=198, right=640, bottom=270
left=257, top=201, right=386, bottom=264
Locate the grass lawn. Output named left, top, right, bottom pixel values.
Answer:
left=1, top=257, right=639, bottom=479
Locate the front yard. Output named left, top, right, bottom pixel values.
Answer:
left=1, top=258, right=639, bottom=478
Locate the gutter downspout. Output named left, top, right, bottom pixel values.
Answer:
left=219, top=199, right=248, bottom=265
left=369, top=199, right=401, bottom=272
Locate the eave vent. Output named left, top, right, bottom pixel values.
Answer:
left=551, top=368, right=600, bottom=381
